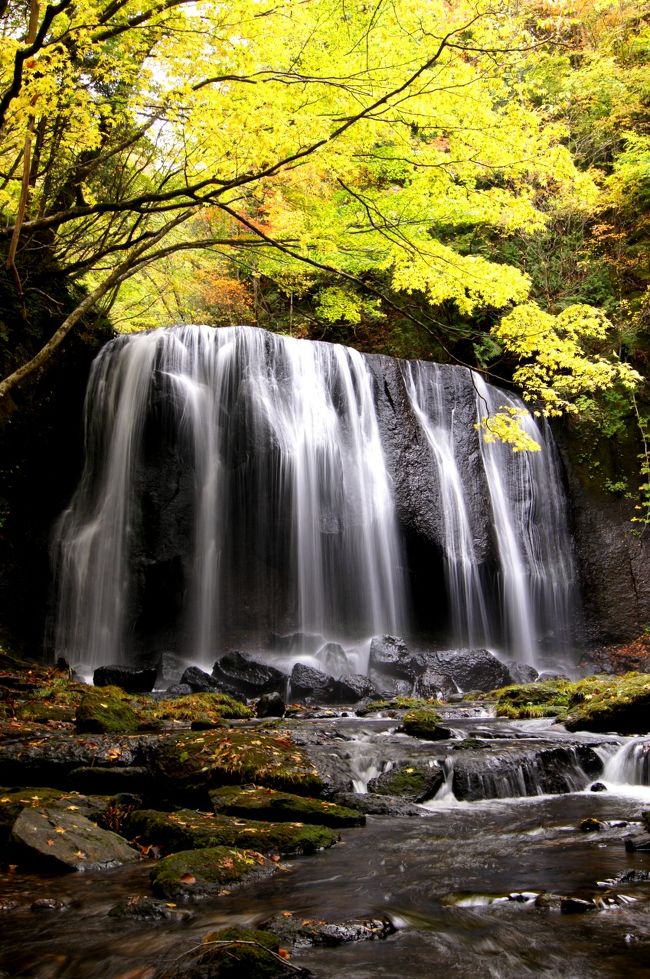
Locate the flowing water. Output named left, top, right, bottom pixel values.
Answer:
left=1, top=717, right=650, bottom=979
left=52, top=326, right=576, bottom=672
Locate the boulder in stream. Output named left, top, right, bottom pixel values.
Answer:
left=212, top=652, right=288, bottom=699
left=124, top=807, right=339, bottom=856
left=150, top=847, right=277, bottom=901
left=209, top=784, right=364, bottom=827
left=263, top=910, right=396, bottom=947
left=10, top=807, right=140, bottom=871
left=367, top=763, right=444, bottom=802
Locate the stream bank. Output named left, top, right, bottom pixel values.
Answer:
left=1, top=660, right=650, bottom=978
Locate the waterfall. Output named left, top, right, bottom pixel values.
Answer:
left=473, top=374, right=575, bottom=663
left=53, top=326, right=407, bottom=667
left=604, top=737, right=650, bottom=786
left=52, top=325, right=576, bottom=670
left=403, top=362, right=491, bottom=648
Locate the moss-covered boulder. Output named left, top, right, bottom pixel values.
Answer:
left=75, top=686, right=140, bottom=734
left=163, top=925, right=305, bottom=978
left=209, top=785, right=364, bottom=827
left=366, top=764, right=443, bottom=802
left=399, top=707, right=441, bottom=740
left=488, top=680, right=571, bottom=720
left=153, top=730, right=324, bottom=796
left=125, top=807, right=339, bottom=856
left=150, top=848, right=277, bottom=901
left=561, top=673, right=650, bottom=734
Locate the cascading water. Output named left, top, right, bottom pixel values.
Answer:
left=52, top=325, right=576, bottom=670
left=53, top=326, right=407, bottom=667
left=473, top=374, right=575, bottom=662
left=403, top=362, right=491, bottom=648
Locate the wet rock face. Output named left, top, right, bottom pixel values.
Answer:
left=414, top=648, right=511, bottom=694
left=451, top=744, right=603, bottom=802
left=368, top=637, right=513, bottom=696
left=212, top=652, right=288, bottom=699
left=289, top=664, right=374, bottom=704
left=556, top=432, right=650, bottom=646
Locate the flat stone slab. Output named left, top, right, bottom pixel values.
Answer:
left=11, top=807, right=140, bottom=871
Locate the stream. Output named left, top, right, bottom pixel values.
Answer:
left=1, top=713, right=650, bottom=979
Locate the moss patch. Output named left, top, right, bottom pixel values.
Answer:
left=125, top=807, right=338, bottom=856
left=483, top=680, right=571, bottom=719
left=75, top=686, right=140, bottom=734
left=356, top=697, right=436, bottom=716
left=150, top=847, right=276, bottom=901
left=148, top=692, right=253, bottom=725
left=399, top=707, right=441, bottom=739
left=209, top=785, right=364, bottom=827
left=165, top=925, right=291, bottom=978
left=154, top=729, right=324, bottom=796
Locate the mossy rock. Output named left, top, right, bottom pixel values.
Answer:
left=125, top=807, right=339, bottom=855
left=163, top=925, right=302, bottom=978
left=0, top=787, right=108, bottom=848
left=149, top=693, right=253, bottom=725
left=485, top=680, right=570, bottom=719
left=209, top=785, right=364, bottom=827
left=399, top=707, right=441, bottom=740
left=150, top=847, right=277, bottom=901
left=366, top=764, right=443, bottom=802
left=153, top=730, right=324, bottom=796
left=76, top=686, right=140, bottom=734
left=561, top=673, right=650, bottom=734
left=643, top=811, right=650, bottom=834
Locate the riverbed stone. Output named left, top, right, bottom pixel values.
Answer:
left=263, top=910, right=396, bottom=948
left=0, top=732, right=159, bottom=786
left=124, top=807, right=339, bottom=855
left=10, top=807, right=140, bottom=871
left=367, top=763, right=444, bottom=802
left=152, top=729, right=324, bottom=797
left=150, top=848, right=277, bottom=901
left=0, top=788, right=108, bottom=849
left=209, top=785, right=364, bottom=826
left=108, top=895, right=194, bottom=922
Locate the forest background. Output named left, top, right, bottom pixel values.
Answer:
left=0, top=0, right=648, bottom=651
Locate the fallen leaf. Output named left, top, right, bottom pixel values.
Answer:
left=180, top=873, right=196, bottom=885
